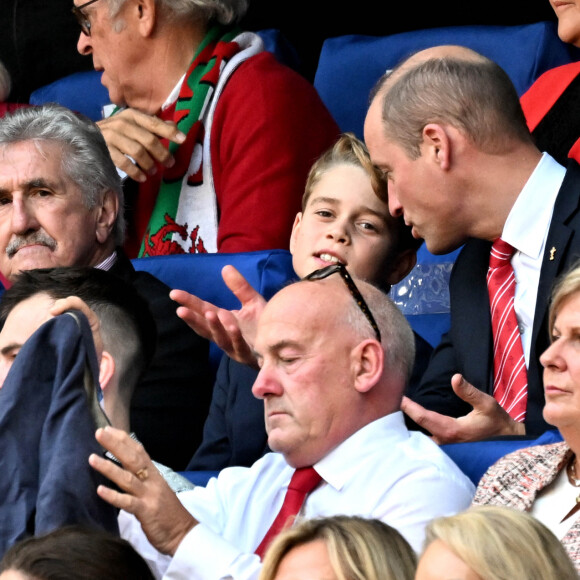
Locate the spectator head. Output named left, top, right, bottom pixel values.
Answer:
left=259, top=515, right=417, bottom=580
left=290, top=132, right=422, bottom=293
left=75, top=0, right=248, bottom=112
left=0, top=266, right=156, bottom=432
left=0, top=525, right=155, bottom=580
left=415, top=506, right=578, bottom=580
left=0, top=104, right=123, bottom=281
left=550, top=0, right=580, bottom=46
left=541, top=262, right=580, bottom=431
left=364, top=45, right=536, bottom=255
left=252, top=272, right=415, bottom=467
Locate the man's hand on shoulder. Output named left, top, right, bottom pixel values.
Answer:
left=97, top=109, right=186, bottom=182
left=401, top=373, right=526, bottom=444
left=50, top=296, right=103, bottom=362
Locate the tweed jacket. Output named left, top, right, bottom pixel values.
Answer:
left=473, top=441, right=580, bottom=571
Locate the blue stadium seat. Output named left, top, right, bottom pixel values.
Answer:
left=314, top=21, right=580, bottom=140
left=29, top=70, right=110, bottom=122
left=441, top=429, right=563, bottom=486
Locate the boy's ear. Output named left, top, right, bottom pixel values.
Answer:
left=289, top=212, right=303, bottom=255
left=385, top=248, right=417, bottom=286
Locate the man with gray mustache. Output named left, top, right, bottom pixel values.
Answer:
left=0, top=104, right=214, bottom=471
left=6, top=232, right=57, bottom=260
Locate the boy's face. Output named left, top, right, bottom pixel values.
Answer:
left=290, top=163, right=396, bottom=287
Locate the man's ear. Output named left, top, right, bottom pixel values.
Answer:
left=95, top=189, right=119, bottom=245
left=385, top=248, right=417, bottom=286
left=135, top=0, right=157, bottom=37
left=351, top=339, right=384, bottom=394
left=98, top=350, right=116, bottom=391
left=422, top=123, right=451, bottom=170
left=288, top=212, right=303, bottom=256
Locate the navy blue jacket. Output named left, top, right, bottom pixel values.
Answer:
left=411, top=160, right=580, bottom=435
left=0, top=312, right=119, bottom=557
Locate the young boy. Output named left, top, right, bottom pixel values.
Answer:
left=173, top=133, right=429, bottom=470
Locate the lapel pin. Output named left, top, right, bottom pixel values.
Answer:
left=549, top=246, right=557, bottom=261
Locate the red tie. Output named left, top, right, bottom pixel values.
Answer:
left=255, top=467, right=322, bottom=559
left=487, top=238, right=528, bottom=421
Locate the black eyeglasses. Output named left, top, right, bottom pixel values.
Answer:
left=72, top=0, right=101, bottom=36
left=304, top=264, right=382, bottom=342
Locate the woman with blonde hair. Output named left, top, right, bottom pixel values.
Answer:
left=258, top=515, right=417, bottom=580
left=415, top=506, right=577, bottom=580
left=473, top=262, right=580, bottom=572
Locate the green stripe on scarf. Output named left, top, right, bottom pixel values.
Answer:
left=138, top=25, right=241, bottom=257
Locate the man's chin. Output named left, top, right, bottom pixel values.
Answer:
left=7, top=249, right=55, bottom=275
left=424, top=236, right=464, bottom=256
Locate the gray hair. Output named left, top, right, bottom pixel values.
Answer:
left=374, top=53, right=533, bottom=159
left=107, top=0, right=248, bottom=25
left=344, top=279, right=416, bottom=383
left=0, top=104, right=125, bottom=245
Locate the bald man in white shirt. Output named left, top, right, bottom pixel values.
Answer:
left=89, top=271, right=474, bottom=579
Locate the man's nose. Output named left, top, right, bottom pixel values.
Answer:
left=10, top=198, right=39, bottom=234
left=0, top=360, right=12, bottom=390
left=77, top=31, right=93, bottom=56
left=388, top=188, right=404, bottom=218
left=252, top=364, right=283, bottom=399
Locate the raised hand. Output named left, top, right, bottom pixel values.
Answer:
left=401, top=373, right=526, bottom=444
left=170, top=265, right=267, bottom=367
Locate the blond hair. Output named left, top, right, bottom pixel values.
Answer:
left=301, top=133, right=422, bottom=289
left=259, top=515, right=416, bottom=580
left=549, top=261, right=580, bottom=334
left=422, top=506, right=578, bottom=580
left=302, top=132, right=388, bottom=209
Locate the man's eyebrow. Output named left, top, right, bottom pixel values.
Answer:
left=0, top=342, right=22, bottom=356
left=0, top=178, right=60, bottom=197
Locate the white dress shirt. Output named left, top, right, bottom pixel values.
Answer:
left=502, top=153, right=566, bottom=365
left=120, top=411, right=475, bottom=579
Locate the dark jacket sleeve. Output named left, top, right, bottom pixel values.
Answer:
left=406, top=330, right=472, bottom=422
left=187, top=355, right=268, bottom=471
left=0, top=313, right=119, bottom=557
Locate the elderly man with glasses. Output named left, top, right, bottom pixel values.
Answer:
left=90, top=270, right=474, bottom=579
left=70, top=0, right=339, bottom=258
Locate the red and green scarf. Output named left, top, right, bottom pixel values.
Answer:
left=138, top=26, right=262, bottom=256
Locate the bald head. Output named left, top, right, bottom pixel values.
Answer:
left=379, top=45, right=486, bottom=95
left=366, top=45, right=534, bottom=161
left=251, top=274, right=414, bottom=467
